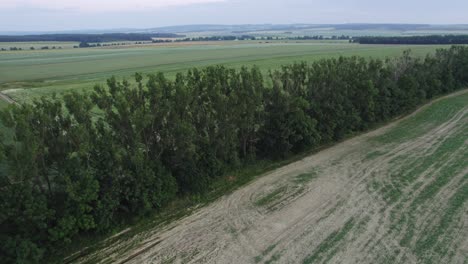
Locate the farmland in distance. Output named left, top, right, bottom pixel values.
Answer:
left=0, top=41, right=445, bottom=104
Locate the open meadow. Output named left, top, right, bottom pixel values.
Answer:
left=0, top=41, right=446, bottom=104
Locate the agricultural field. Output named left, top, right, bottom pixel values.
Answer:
left=71, top=89, right=468, bottom=264
left=0, top=41, right=445, bottom=104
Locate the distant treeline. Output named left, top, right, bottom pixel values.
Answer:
left=354, top=35, right=468, bottom=45
left=1, top=46, right=468, bottom=263
left=0, top=42, right=154, bottom=51
left=154, top=35, right=351, bottom=43
left=174, top=35, right=256, bottom=41
left=289, top=35, right=350, bottom=40
left=1, top=46, right=62, bottom=51
left=0, top=33, right=184, bottom=43
left=76, top=41, right=151, bottom=48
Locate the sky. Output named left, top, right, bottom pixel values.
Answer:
left=0, top=0, right=467, bottom=32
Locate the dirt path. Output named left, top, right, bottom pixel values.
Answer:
left=0, top=91, right=16, bottom=105
left=74, top=90, right=468, bottom=264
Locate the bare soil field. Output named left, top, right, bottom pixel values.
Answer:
left=73, top=90, right=468, bottom=264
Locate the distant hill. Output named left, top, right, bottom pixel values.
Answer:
left=2, top=24, right=468, bottom=38
left=145, top=23, right=468, bottom=34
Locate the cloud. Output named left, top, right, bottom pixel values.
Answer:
left=2, top=0, right=226, bottom=12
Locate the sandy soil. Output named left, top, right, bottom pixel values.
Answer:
left=74, top=90, right=468, bottom=264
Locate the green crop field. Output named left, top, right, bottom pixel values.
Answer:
left=0, top=41, right=446, bottom=104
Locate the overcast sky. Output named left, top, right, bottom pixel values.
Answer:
left=1, top=0, right=467, bottom=32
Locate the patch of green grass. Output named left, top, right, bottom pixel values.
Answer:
left=317, top=200, right=345, bottom=223
left=375, top=92, right=468, bottom=144
left=414, top=180, right=468, bottom=263
left=302, top=218, right=355, bottom=264
left=254, top=243, right=278, bottom=263
left=364, top=150, right=386, bottom=161
left=411, top=181, right=424, bottom=191
left=255, top=186, right=288, bottom=207
left=225, top=225, right=238, bottom=238
left=161, top=256, right=176, bottom=264
left=265, top=252, right=282, bottom=264
left=390, top=136, right=466, bottom=237
left=381, top=181, right=404, bottom=204
left=293, top=170, right=319, bottom=184
left=399, top=215, right=416, bottom=247
left=410, top=131, right=467, bottom=208
left=408, top=147, right=467, bottom=243
left=368, top=178, right=382, bottom=192
left=369, top=93, right=468, bottom=263
left=373, top=93, right=468, bottom=206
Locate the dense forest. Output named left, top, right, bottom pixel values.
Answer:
left=355, top=35, right=468, bottom=44
left=1, top=46, right=468, bottom=263
left=0, top=33, right=183, bottom=43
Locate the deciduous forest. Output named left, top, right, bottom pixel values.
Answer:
left=355, top=35, right=468, bottom=45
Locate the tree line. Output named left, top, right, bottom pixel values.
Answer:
left=354, top=35, right=468, bottom=45
left=287, top=35, right=350, bottom=40
left=1, top=46, right=468, bottom=263
left=0, top=33, right=184, bottom=43
left=173, top=35, right=257, bottom=42
left=77, top=41, right=154, bottom=48
left=160, top=35, right=351, bottom=43
left=1, top=46, right=63, bottom=51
